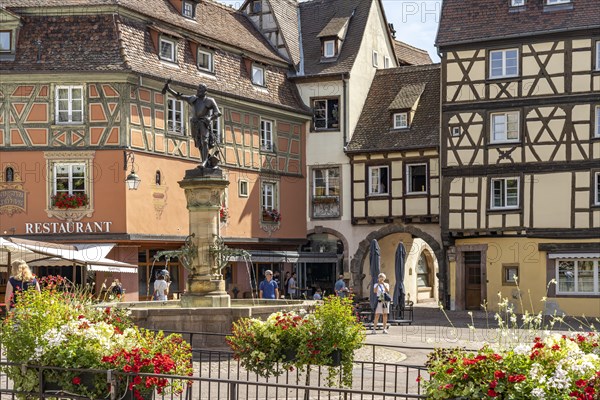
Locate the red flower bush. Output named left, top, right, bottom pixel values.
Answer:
left=52, top=192, right=89, bottom=209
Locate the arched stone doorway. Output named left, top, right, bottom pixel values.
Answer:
left=350, top=224, right=444, bottom=305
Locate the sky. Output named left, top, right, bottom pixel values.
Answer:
left=215, top=0, right=442, bottom=62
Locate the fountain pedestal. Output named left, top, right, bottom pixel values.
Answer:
left=178, top=167, right=230, bottom=308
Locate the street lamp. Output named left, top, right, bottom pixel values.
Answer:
left=124, top=151, right=141, bottom=190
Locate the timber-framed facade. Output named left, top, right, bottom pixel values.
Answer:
left=437, top=0, right=600, bottom=316
left=0, top=1, right=311, bottom=301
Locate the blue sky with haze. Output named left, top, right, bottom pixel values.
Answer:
left=215, top=0, right=442, bottom=62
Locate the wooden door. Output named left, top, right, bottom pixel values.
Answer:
left=464, top=251, right=481, bottom=310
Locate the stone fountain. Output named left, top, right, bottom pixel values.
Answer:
left=114, top=167, right=312, bottom=346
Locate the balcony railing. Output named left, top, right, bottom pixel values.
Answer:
left=312, top=196, right=340, bottom=218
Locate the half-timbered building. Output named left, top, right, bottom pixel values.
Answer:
left=0, top=0, right=310, bottom=300
left=346, top=64, right=442, bottom=304
left=437, top=0, right=600, bottom=316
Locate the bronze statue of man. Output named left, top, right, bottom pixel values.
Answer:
left=162, top=79, right=222, bottom=168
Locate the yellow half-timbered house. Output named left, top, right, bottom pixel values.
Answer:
left=437, top=0, right=600, bottom=316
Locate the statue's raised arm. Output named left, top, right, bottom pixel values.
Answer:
left=162, top=79, right=223, bottom=169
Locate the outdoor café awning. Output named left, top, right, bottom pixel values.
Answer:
left=0, top=237, right=138, bottom=273
left=229, top=250, right=341, bottom=263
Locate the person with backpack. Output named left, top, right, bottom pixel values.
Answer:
left=4, top=260, right=40, bottom=313
left=372, top=273, right=391, bottom=334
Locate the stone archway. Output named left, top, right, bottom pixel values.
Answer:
left=350, top=223, right=444, bottom=302
left=306, top=226, right=349, bottom=274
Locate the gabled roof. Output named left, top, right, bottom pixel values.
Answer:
left=346, top=64, right=440, bottom=153
left=0, top=8, right=307, bottom=111
left=393, top=40, right=432, bottom=66
left=0, top=0, right=286, bottom=63
left=298, top=0, right=372, bottom=76
left=268, top=0, right=301, bottom=67
left=436, top=0, right=600, bottom=47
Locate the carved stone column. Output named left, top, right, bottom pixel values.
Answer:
left=178, top=168, right=230, bottom=307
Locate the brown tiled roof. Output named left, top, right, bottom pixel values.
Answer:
left=118, top=16, right=306, bottom=111
left=436, top=0, right=600, bottom=47
left=0, top=14, right=126, bottom=71
left=1, top=0, right=286, bottom=63
left=346, top=64, right=440, bottom=153
left=299, top=0, right=372, bottom=75
left=268, top=0, right=301, bottom=67
left=393, top=40, right=432, bottom=66
left=0, top=2, right=308, bottom=111
left=317, top=17, right=350, bottom=38
left=388, top=83, right=425, bottom=110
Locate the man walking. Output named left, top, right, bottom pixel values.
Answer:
left=286, top=272, right=297, bottom=299
left=259, top=270, right=279, bottom=300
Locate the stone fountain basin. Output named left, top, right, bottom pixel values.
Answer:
left=106, top=299, right=316, bottom=348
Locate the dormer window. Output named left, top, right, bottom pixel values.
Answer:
left=0, top=31, right=12, bottom=53
left=393, top=112, right=408, bottom=129
left=198, top=48, right=214, bottom=73
left=252, top=64, right=265, bottom=86
left=182, top=1, right=195, bottom=18
left=251, top=0, right=262, bottom=14
left=159, top=36, right=176, bottom=62
left=323, top=40, right=336, bottom=58
left=510, top=0, right=525, bottom=6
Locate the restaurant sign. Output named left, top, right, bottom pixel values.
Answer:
left=25, top=221, right=113, bottom=234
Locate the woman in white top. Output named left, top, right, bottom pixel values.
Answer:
left=153, top=274, right=169, bottom=301
left=372, top=273, right=391, bottom=334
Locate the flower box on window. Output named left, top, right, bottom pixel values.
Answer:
left=220, top=206, right=229, bottom=222
left=313, top=196, right=339, bottom=204
left=51, top=192, right=89, bottom=209
left=262, top=208, right=281, bottom=223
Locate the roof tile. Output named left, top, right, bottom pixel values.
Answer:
left=347, top=64, right=440, bottom=153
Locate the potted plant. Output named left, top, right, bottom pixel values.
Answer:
left=296, top=295, right=365, bottom=387
left=262, top=208, right=281, bottom=223
left=0, top=281, right=193, bottom=400
left=226, top=311, right=309, bottom=378
left=220, top=205, right=229, bottom=222
left=226, top=297, right=365, bottom=388
left=51, top=192, right=89, bottom=209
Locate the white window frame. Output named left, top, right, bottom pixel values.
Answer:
left=451, top=127, right=462, bottom=137
left=252, top=64, right=265, bottom=86
left=262, top=181, right=277, bottom=211
left=198, top=49, right=214, bottom=73
left=489, top=48, right=519, bottom=79
left=260, top=119, right=273, bottom=151
left=53, top=163, right=87, bottom=196
left=406, top=163, right=428, bottom=194
left=384, top=56, right=391, bottom=69
left=167, top=97, right=185, bottom=134
left=323, top=40, right=336, bottom=58
left=595, top=172, right=600, bottom=206
left=182, top=0, right=194, bottom=18
left=312, top=167, right=340, bottom=197
left=490, top=111, right=520, bottom=143
left=393, top=112, right=408, bottom=129
left=555, top=259, right=599, bottom=295
left=0, top=30, right=12, bottom=53
left=368, top=166, right=389, bottom=196
left=159, top=37, right=176, bottom=62
left=511, top=0, right=525, bottom=6
left=239, top=180, right=249, bottom=197
left=372, top=50, right=379, bottom=67
left=490, top=177, right=520, bottom=209
left=547, top=0, right=570, bottom=4
left=55, top=85, right=84, bottom=124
